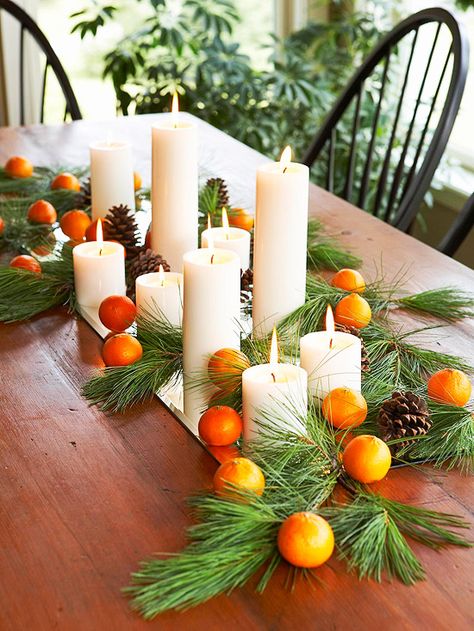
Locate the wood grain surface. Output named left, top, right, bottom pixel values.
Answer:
left=0, top=114, right=473, bottom=631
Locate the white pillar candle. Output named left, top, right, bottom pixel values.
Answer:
left=201, top=228, right=250, bottom=271
left=300, top=306, right=362, bottom=399
left=182, top=247, right=240, bottom=423
left=252, top=146, right=309, bottom=337
left=90, top=140, right=135, bottom=221
left=135, top=267, right=183, bottom=327
left=151, top=96, right=198, bottom=271
left=73, top=220, right=126, bottom=308
left=242, top=329, right=308, bottom=441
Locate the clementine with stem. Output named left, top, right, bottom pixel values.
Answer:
left=331, top=268, right=366, bottom=293
left=5, top=156, right=33, bottom=178
left=334, top=293, right=372, bottom=329
left=99, top=295, right=136, bottom=332
left=213, top=457, right=265, bottom=498
left=51, top=172, right=81, bottom=191
left=427, top=369, right=472, bottom=407
left=342, top=435, right=391, bottom=483
left=27, top=200, right=57, bottom=225
left=322, top=387, right=367, bottom=429
left=199, top=406, right=242, bottom=446
left=208, top=348, right=251, bottom=393
left=60, top=209, right=91, bottom=241
left=277, top=512, right=334, bottom=568
left=102, top=333, right=142, bottom=367
left=10, top=255, right=41, bottom=273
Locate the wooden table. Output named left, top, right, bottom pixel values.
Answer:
left=0, top=114, right=473, bottom=631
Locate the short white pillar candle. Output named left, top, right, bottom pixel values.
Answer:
left=73, top=220, right=126, bottom=308
left=242, top=328, right=308, bottom=441
left=135, top=266, right=183, bottom=327
left=90, top=140, right=135, bottom=221
left=201, top=209, right=251, bottom=270
left=300, top=306, right=362, bottom=399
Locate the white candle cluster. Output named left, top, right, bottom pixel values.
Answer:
left=75, top=99, right=362, bottom=441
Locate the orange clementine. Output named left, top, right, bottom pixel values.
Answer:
left=51, top=172, right=81, bottom=191
left=334, top=293, right=372, bottom=329
left=342, top=435, right=391, bottom=483
left=208, top=348, right=251, bottom=393
left=427, top=369, right=472, bottom=407
left=98, top=295, right=136, bottom=332
left=4, top=156, right=33, bottom=178
left=228, top=208, right=254, bottom=232
left=213, top=457, right=265, bottom=497
left=60, top=209, right=91, bottom=241
left=102, top=333, right=142, bottom=367
left=32, top=233, right=56, bottom=256
left=277, top=512, right=334, bottom=568
left=207, top=444, right=241, bottom=464
left=10, top=254, right=41, bottom=274
left=0, top=216, right=4, bottom=236
left=331, top=268, right=366, bottom=293
left=85, top=219, right=100, bottom=241
left=27, top=200, right=57, bottom=224
left=322, top=387, right=367, bottom=429
left=199, top=406, right=243, bottom=446
left=133, top=171, right=142, bottom=191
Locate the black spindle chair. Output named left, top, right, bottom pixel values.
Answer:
left=0, top=0, right=81, bottom=123
left=302, top=7, right=469, bottom=232
left=438, top=193, right=474, bottom=257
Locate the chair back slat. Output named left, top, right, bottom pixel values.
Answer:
left=438, top=193, right=474, bottom=256
left=343, top=88, right=362, bottom=201
left=302, top=8, right=469, bottom=232
left=357, top=53, right=391, bottom=210
left=40, top=61, right=48, bottom=123
left=0, top=0, right=81, bottom=123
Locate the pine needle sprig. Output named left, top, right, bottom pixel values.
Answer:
left=396, top=287, right=474, bottom=321
left=0, top=164, right=87, bottom=198
left=307, top=217, right=362, bottom=271
left=321, top=491, right=471, bottom=584
left=402, top=401, right=474, bottom=472
left=82, top=308, right=183, bottom=413
left=126, top=492, right=282, bottom=618
left=0, top=200, right=53, bottom=253
left=0, top=245, right=75, bottom=322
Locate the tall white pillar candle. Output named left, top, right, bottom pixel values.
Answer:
left=73, top=231, right=126, bottom=308
left=151, top=103, right=198, bottom=271
left=242, top=329, right=307, bottom=441
left=201, top=227, right=250, bottom=271
left=183, top=247, right=240, bottom=423
left=300, top=308, right=362, bottom=399
left=90, top=141, right=135, bottom=220
left=252, top=147, right=309, bottom=337
left=135, top=269, right=183, bottom=327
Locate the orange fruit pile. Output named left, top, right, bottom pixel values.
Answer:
left=427, top=368, right=472, bottom=407
left=27, top=200, right=57, bottom=225
left=322, top=387, right=367, bottom=429
left=98, top=295, right=136, bottom=332
left=277, top=512, right=334, bottom=568
left=208, top=348, right=251, bottom=393
left=60, top=209, right=91, bottom=241
left=335, top=293, right=372, bottom=329
left=102, top=333, right=143, bottom=367
left=0, top=216, right=4, bottom=236
left=199, top=405, right=242, bottom=446
left=51, top=172, right=81, bottom=191
left=10, top=254, right=41, bottom=274
left=213, top=457, right=265, bottom=498
left=342, top=435, right=391, bottom=483
left=331, top=268, right=366, bottom=293
left=5, top=156, right=33, bottom=178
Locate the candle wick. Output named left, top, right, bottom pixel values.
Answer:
left=210, top=254, right=215, bottom=264
left=283, top=166, right=288, bottom=174
left=271, top=372, right=276, bottom=383
left=329, top=337, right=333, bottom=349
left=99, top=247, right=103, bottom=256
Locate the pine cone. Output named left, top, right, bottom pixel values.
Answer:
left=241, top=268, right=253, bottom=303
left=378, top=391, right=432, bottom=454
left=79, top=178, right=91, bottom=209
left=206, top=177, right=229, bottom=209
left=127, top=248, right=171, bottom=298
left=336, top=322, right=370, bottom=372
left=104, top=204, right=141, bottom=259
